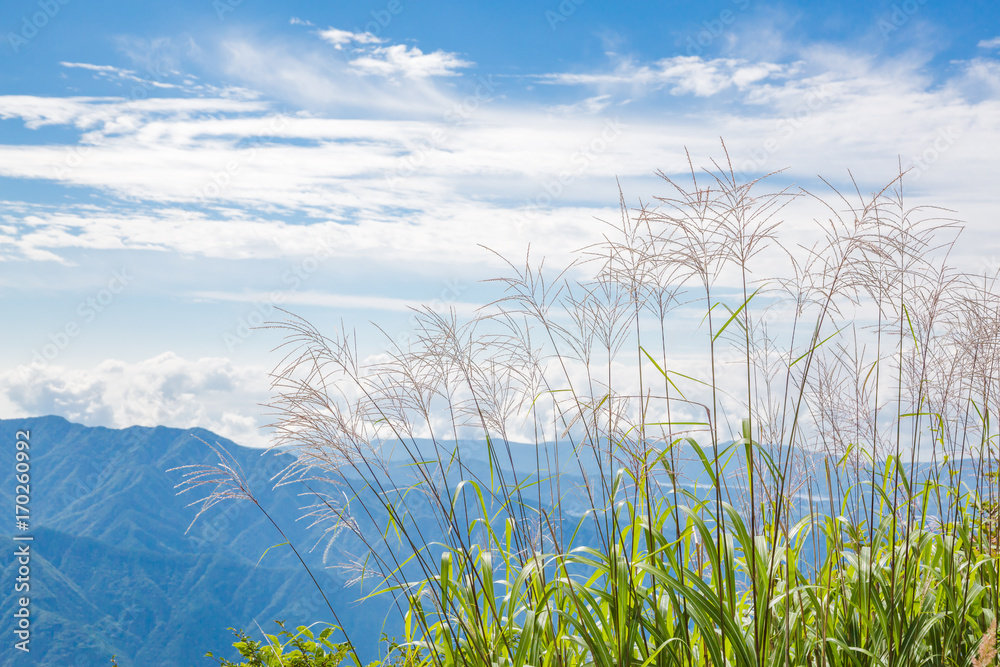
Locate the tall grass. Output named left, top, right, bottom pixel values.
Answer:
left=188, top=152, right=999, bottom=667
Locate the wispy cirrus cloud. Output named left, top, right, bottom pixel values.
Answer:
left=0, top=41, right=998, bottom=273
left=0, top=94, right=266, bottom=132
left=349, top=44, right=473, bottom=78
left=191, top=289, right=482, bottom=317
left=537, top=56, right=787, bottom=96
left=58, top=60, right=193, bottom=91
left=5, top=17, right=1000, bottom=442
left=216, top=37, right=457, bottom=114
left=311, top=25, right=471, bottom=78
left=316, top=26, right=383, bottom=49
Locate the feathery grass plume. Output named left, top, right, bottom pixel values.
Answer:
left=196, top=144, right=998, bottom=667
left=973, top=619, right=998, bottom=667
left=170, top=439, right=363, bottom=666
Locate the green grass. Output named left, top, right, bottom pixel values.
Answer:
left=192, top=153, right=999, bottom=667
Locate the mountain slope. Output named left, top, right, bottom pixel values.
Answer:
left=0, top=416, right=383, bottom=667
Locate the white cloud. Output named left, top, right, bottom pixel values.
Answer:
left=6, top=25, right=1000, bottom=461
left=191, top=289, right=484, bottom=317
left=60, top=62, right=121, bottom=72
left=4, top=39, right=1000, bottom=450
left=59, top=60, right=184, bottom=90
left=547, top=94, right=613, bottom=115
left=0, top=199, right=614, bottom=272
left=1, top=353, right=272, bottom=446
left=0, top=46, right=998, bottom=279
left=317, top=27, right=382, bottom=49
left=978, top=36, right=1000, bottom=49
left=217, top=38, right=455, bottom=114
left=538, top=56, right=786, bottom=96
left=349, top=44, right=472, bottom=78
left=0, top=95, right=265, bottom=132
left=953, top=57, right=1000, bottom=98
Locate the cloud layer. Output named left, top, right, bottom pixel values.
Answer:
left=0, top=40, right=996, bottom=271
left=4, top=26, right=1000, bottom=441
left=2, top=353, right=272, bottom=446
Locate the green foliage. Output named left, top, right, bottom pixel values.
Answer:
left=207, top=621, right=353, bottom=667
left=201, top=153, right=1000, bottom=667
left=362, top=465, right=996, bottom=667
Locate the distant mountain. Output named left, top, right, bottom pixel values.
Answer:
left=0, top=416, right=658, bottom=666
left=0, top=416, right=970, bottom=666
left=0, top=416, right=387, bottom=667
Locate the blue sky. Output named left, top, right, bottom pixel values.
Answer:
left=1, top=0, right=999, bottom=445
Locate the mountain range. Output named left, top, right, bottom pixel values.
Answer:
left=0, top=416, right=388, bottom=667
left=1, top=415, right=965, bottom=666
left=0, top=415, right=711, bottom=666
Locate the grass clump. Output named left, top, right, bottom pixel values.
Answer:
left=191, top=150, right=999, bottom=667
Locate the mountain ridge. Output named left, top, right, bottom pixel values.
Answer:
left=1, top=415, right=974, bottom=665
left=0, top=415, right=382, bottom=667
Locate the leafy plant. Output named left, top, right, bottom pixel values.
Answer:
left=189, top=147, right=999, bottom=667
left=206, top=621, right=353, bottom=667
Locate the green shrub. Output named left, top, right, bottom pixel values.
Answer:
left=206, top=621, right=353, bottom=667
